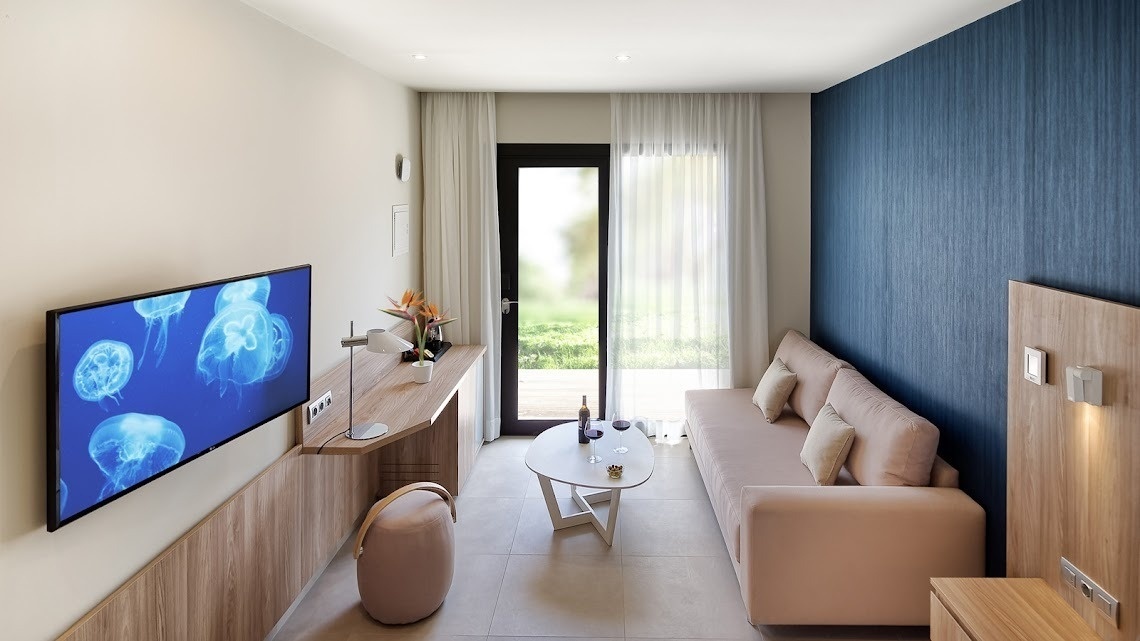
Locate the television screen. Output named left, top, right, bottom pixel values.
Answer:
left=47, top=265, right=311, bottom=531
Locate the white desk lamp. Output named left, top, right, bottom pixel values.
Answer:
left=340, top=322, right=414, bottom=440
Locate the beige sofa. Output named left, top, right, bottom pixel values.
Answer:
left=684, top=330, right=985, bottom=626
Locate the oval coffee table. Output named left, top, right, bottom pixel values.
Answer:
left=524, top=421, right=654, bottom=545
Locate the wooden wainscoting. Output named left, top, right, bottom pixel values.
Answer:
left=57, top=447, right=382, bottom=641
left=56, top=328, right=486, bottom=640
left=1007, top=281, right=1140, bottom=641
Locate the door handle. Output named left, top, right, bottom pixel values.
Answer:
left=501, top=298, right=519, bottom=315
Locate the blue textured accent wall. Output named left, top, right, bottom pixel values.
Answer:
left=811, top=0, right=1139, bottom=576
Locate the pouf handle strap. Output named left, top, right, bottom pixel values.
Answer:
left=354, top=482, right=456, bottom=559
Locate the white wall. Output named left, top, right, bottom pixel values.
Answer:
left=759, top=93, right=812, bottom=357
left=496, top=93, right=611, bottom=143
left=0, top=2, right=421, bottom=639
left=495, top=92, right=811, bottom=357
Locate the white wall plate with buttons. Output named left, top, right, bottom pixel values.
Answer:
left=1024, top=346, right=1046, bottom=385
left=392, top=204, right=410, bottom=257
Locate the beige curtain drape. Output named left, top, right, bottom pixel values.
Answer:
left=421, top=92, right=502, bottom=441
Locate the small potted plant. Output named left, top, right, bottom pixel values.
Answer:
left=382, top=289, right=457, bottom=384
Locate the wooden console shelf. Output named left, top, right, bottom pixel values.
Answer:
left=930, top=578, right=1099, bottom=641
left=299, top=344, right=486, bottom=496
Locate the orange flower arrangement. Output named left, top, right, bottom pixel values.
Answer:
left=381, top=289, right=457, bottom=365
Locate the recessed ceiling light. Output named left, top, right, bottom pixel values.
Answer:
left=615, top=54, right=632, bottom=62
left=411, top=54, right=428, bottom=61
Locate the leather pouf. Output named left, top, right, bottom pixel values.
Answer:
left=354, top=483, right=456, bottom=625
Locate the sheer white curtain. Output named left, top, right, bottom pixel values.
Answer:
left=607, top=94, right=768, bottom=443
left=421, top=92, right=503, bottom=441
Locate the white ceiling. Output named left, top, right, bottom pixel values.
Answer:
left=242, top=0, right=1019, bottom=93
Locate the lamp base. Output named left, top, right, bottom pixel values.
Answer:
left=347, top=423, right=390, bottom=440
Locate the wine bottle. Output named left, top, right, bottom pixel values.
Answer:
left=578, top=395, right=590, bottom=443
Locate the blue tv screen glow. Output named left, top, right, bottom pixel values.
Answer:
left=46, top=265, right=311, bottom=531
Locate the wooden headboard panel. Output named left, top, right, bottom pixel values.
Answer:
left=1007, top=281, right=1139, bottom=641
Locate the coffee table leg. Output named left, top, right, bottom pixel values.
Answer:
left=537, top=474, right=592, bottom=531
left=535, top=476, right=619, bottom=546
left=603, top=489, right=621, bottom=544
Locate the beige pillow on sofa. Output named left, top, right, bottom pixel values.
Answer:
left=752, top=358, right=797, bottom=422
left=800, top=403, right=856, bottom=485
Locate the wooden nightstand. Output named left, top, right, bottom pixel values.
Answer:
left=930, top=578, right=1099, bottom=641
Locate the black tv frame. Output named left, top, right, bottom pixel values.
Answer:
left=46, top=264, right=312, bottom=531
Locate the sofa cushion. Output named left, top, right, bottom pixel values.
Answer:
left=929, top=456, right=960, bottom=488
left=800, top=404, right=856, bottom=486
left=772, top=330, right=849, bottom=424
left=752, top=357, right=798, bottom=422
left=685, top=389, right=855, bottom=562
left=826, top=369, right=940, bottom=487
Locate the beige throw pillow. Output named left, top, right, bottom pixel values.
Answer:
left=752, top=358, right=797, bottom=422
left=800, top=403, right=856, bottom=485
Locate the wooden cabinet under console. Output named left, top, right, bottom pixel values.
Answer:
left=930, top=578, right=1099, bottom=641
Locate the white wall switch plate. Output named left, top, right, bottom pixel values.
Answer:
left=1024, top=346, right=1045, bottom=385
left=392, top=204, right=410, bottom=257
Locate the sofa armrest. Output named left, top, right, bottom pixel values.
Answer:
left=737, top=485, right=985, bottom=626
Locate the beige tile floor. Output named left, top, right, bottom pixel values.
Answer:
left=273, top=436, right=928, bottom=641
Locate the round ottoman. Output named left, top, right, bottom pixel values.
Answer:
left=353, top=482, right=456, bottom=625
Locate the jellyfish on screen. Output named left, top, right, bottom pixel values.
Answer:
left=88, top=413, right=185, bottom=500
left=197, top=301, right=293, bottom=397
left=73, top=340, right=134, bottom=408
left=134, top=291, right=191, bottom=368
left=59, top=479, right=69, bottom=513
left=214, top=276, right=271, bottom=313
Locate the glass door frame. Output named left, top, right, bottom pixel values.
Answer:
left=497, top=144, right=610, bottom=436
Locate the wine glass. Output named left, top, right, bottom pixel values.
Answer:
left=612, top=418, right=631, bottom=454
left=584, top=421, right=605, bottom=463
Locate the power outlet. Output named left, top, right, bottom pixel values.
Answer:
left=307, top=390, right=333, bottom=424
left=1061, top=557, right=1119, bottom=626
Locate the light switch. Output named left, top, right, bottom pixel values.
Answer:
left=1062, top=566, right=1077, bottom=587
left=1024, top=346, right=1046, bottom=385
left=1095, top=592, right=1118, bottom=622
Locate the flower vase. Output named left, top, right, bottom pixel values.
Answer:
left=411, top=360, right=433, bottom=384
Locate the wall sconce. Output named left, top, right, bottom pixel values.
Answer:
left=1065, top=366, right=1103, bottom=406
left=395, top=154, right=411, bottom=182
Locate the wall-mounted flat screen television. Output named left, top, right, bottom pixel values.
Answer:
left=46, top=265, right=311, bottom=531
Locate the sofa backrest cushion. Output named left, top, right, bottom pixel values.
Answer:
left=826, top=368, right=940, bottom=486
left=772, top=330, right=849, bottom=424
left=929, top=456, right=960, bottom=488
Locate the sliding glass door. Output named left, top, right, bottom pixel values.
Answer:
left=497, top=145, right=609, bottom=435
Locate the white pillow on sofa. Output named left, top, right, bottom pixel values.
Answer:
left=800, top=403, right=856, bottom=485
left=752, top=357, right=797, bottom=422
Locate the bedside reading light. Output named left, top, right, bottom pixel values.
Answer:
left=1065, top=365, right=1103, bottom=406
left=341, top=322, right=414, bottom=440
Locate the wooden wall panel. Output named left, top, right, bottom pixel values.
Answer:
left=1007, top=281, right=1140, bottom=641
left=457, top=364, right=481, bottom=490
left=57, top=446, right=378, bottom=641
left=377, top=396, right=453, bottom=496
left=58, top=336, right=483, bottom=640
